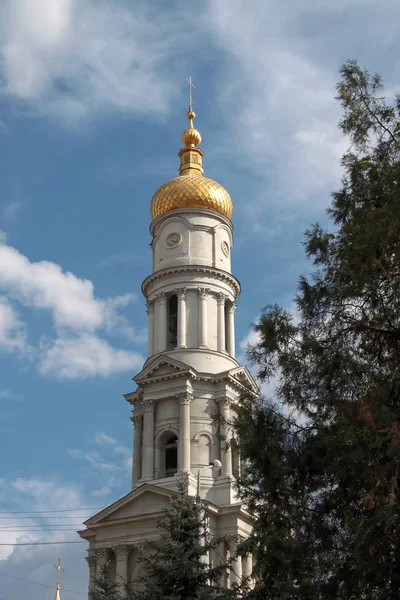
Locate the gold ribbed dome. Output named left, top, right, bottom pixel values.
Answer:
left=150, top=97, right=233, bottom=220
left=151, top=175, right=233, bottom=219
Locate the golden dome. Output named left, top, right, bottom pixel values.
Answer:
left=150, top=96, right=233, bottom=220
left=150, top=174, right=233, bottom=219
left=182, top=110, right=202, bottom=147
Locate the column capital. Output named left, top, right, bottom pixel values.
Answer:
left=142, top=398, right=155, bottom=413
left=215, top=396, right=232, bottom=408
left=227, top=302, right=237, bottom=315
left=146, top=299, right=155, bottom=313
left=198, top=287, right=210, bottom=299
left=177, top=392, right=194, bottom=406
left=85, top=555, right=96, bottom=567
left=113, top=544, right=131, bottom=559
left=131, top=413, right=143, bottom=425
left=156, top=292, right=168, bottom=304
left=216, top=293, right=226, bottom=305
left=175, top=287, right=187, bottom=299
left=95, top=547, right=110, bottom=563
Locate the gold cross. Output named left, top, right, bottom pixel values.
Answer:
left=53, top=558, right=65, bottom=586
left=186, top=76, right=195, bottom=110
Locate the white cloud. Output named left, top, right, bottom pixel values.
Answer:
left=39, top=333, right=143, bottom=379
left=0, top=230, right=8, bottom=245
left=69, top=432, right=132, bottom=497
left=0, top=296, right=28, bottom=353
left=207, top=0, right=348, bottom=213
left=0, top=477, right=91, bottom=597
left=0, top=244, right=136, bottom=334
left=0, top=0, right=186, bottom=123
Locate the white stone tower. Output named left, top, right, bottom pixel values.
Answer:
left=79, top=99, right=258, bottom=594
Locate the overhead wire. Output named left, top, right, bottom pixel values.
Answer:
left=0, top=571, right=86, bottom=596
left=0, top=507, right=103, bottom=514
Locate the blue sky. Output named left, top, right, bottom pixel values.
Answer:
left=1, top=0, right=400, bottom=597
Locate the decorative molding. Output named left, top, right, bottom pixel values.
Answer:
left=146, top=300, right=155, bottom=313
left=198, top=287, right=210, bottom=299
left=177, top=392, right=194, bottom=406
left=216, top=292, right=226, bottom=305
left=113, top=544, right=131, bottom=559
left=95, top=547, right=110, bottom=564
left=85, top=555, right=96, bottom=568
left=141, top=398, right=155, bottom=413
left=154, top=292, right=167, bottom=304
left=227, top=302, right=237, bottom=315
left=215, top=397, right=231, bottom=408
left=175, top=287, right=187, bottom=300
left=142, top=265, right=241, bottom=298
left=131, top=414, right=143, bottom=426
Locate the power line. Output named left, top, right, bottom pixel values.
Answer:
left=0, top=507, right=102, bottom=514
left=0, top=516, right=92, bottom=520
left=0, top=541, right=87, bottom=546
left=0, top=571, right=86, bottom=596
left=0, top=524, right=83, bottom=529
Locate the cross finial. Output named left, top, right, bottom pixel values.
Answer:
left=186, top=76, right=195, bottom=111
left=53, top=558, right=65, bottom=587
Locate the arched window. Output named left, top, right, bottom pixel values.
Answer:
left=165, top=435, right=178, bottom=477
left=168, top=295, right=178, bottom=350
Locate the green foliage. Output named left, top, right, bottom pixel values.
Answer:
left=234, top=60, right=400, bottom=600
left=132, top=483, right=236, bottom=600
left=89, top=564, right=124, bottom=600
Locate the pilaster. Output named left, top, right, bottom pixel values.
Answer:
left=141, top=399, right=155, bottom=480
left=177, top=392, right=193, bottom=472
left=131, top=413, right=143, bottom=487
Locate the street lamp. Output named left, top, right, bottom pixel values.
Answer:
left=196, top=460, right=222, bottom=502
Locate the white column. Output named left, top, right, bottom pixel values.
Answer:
left=156, top=293, right=168, bottom=353
left=217, top=293, right=226, bottom=352
left=131, top=414, right=142, bottom=487
left=226, top=302, right=236, bottom=358
left=114, top=545, right=129, bottom=588
left=142, top=399, right=155, bottom=480
left=177, top=288, right=187, bottom=348
left=218, top=398, right=232, bottom=477
left=146, top=300, right=154, bottom=356
left=178, top=392, right=193, bottom=472
left=86, top=554, right=96, bottom=593
left=242, top=553, right=253, bottom=587
left=229, top=538, right=242, bottom=587
left=95, top=548, right=109, bottom=578
left=198, top=288, right=209, bottom=348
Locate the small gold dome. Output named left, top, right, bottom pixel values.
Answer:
left=150, top=175, right=233, bottom=220
left=182, top=110, right=202, bottom=147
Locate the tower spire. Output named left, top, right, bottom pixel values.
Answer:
left=53, top=558, right=64, bottom=600
left=179, top=77, right=203, bottom=175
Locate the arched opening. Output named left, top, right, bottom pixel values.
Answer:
left=164, top=435, right=178, bottom=477
left=168, top=294, right=178, bottom=350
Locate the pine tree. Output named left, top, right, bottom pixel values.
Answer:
left=132, top=483, right=236, bottom=600
left=234, top=60, right=400, bottom=600
left=89, top=483, right=237, bottom=600
left=89, top=564, right=124, bottom=600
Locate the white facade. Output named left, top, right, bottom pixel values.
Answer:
left=78, top=147, right=258, bottom=596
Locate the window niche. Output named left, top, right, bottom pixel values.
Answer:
left=164, top=435, right=178, bottom=477
left=168, top=294, right=178, bottom=350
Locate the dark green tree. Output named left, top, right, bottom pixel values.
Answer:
left=234, top=60, right=400, bottom=600
left=132, top=483, right=237, bottom=600
left=89, top=564, right=123, bottom=600
left=89, top=483, right=238, bottom=600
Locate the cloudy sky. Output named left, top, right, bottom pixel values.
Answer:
left=1, top=0, right=399, bottom=597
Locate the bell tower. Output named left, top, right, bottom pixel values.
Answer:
left=79, top=94, right=258, bottom=594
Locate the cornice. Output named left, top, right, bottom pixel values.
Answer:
left=142, top=265, right=241, bottom=298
